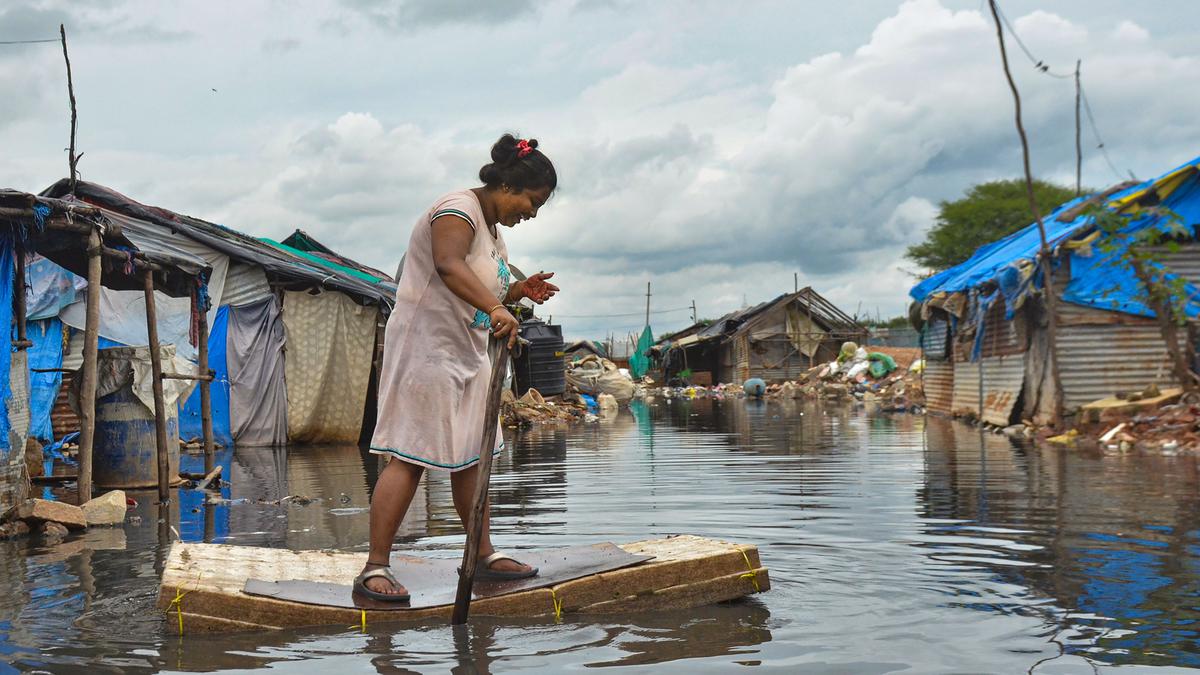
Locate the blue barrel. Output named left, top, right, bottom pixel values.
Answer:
left=743, top=378, right=766, bottom=398
left=94, top=384, right=180, bottom=489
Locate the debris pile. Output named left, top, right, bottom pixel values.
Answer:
left=0, top=491, right=131, bottom=542
left=501, top=387, right=588, bottom=427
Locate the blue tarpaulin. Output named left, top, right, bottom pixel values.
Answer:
left=26, top=318, right=63, bottom=441
left=179, top=305, right=232, bottom=448
left=0, top=239, right=13, bottom=453
left=911, top=155, right=1200, bottom=322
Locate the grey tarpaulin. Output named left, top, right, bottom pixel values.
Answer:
left=70, top=345, right=198, bottom=415
left=228, top=297, right=288, bottom=447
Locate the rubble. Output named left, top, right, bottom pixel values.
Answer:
left=17, top=498, right=87, bottom=530
left=40, top=521, right=69, bottom=543
left=501, top=388, right=588, bottom=427
left=0, top=521, right=30, bottom=540
left=81, top=490, right=128, bottom=527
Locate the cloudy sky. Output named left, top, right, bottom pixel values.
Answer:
left=3, top=0, right=1200, bottom=341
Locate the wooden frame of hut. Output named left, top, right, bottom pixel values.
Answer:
left=0, top=190, right=212, bottom=513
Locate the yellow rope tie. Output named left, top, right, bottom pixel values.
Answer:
left=549, top=587, right=563, bottom=622
left=166, top=573, right=202, bottom=636
left=738, top=549, right=761, bottom=593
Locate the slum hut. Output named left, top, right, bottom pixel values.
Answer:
left=910, top=153, right=1200, bottom=427
left=39, top=179, right=396, bottom=447
left=0, top=190, right=210, bottom=513
left=656, top=288, right=867, bottom=385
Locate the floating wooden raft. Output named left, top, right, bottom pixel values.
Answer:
left=158, top=535, right=769, bottom=634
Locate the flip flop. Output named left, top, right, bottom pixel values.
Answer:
left=475, top=551, right=539, bottom=581
left=353, top=566, right=411, bottom=603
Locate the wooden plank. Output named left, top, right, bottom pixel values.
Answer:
left=158, top=535, right=768, bottom=634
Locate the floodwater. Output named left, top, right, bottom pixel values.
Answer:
left=3, top=399, right=1200, bottom=673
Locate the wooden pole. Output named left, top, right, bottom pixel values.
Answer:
left=143, top=270, right=173, bottom=503
left=1080, top=58, right=1089, bottom=195
left=452, top=336, right=512, bottom=625
left=76, top=228, right=102, bottom=505
left=988, top=0, right=1064, bottom=427
left=59, top=24, right=78, bottom=194
left=691, top=300, right=697, bottom=324
left=196, top=290, right=215, bottom=475
left=13, top=246, right=26, bottom=347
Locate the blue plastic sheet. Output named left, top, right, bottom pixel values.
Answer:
left=24, top=255, right=85, bottom=320
left=26, top=318, right=64, bottom=441
left=911, top=155, right=1200, bottom=322
left=179, top=305, right=232, bottom=447
left=0, top=239, right=13, bottom=455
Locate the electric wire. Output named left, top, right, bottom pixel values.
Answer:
left=0, top=38, right=60, bottom=45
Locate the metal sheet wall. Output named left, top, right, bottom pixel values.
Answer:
left=924, top=360, right=954, bottom=415
left=1056, top=314, right=1178, bottom=410
left=980, top=299, right=1024, bottom=357
left=952, top=355, right=1025, bottom=425
left=1148, top=244, right=1200, bottom=285
left=923, top=317, right=950, bottom=360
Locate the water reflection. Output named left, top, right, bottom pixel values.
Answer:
left=5, top=402, right=1200, bottom=670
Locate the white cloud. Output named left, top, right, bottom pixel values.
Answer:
left=2, top=0, right=1200, bottom=342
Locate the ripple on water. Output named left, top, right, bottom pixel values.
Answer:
left=2, top=401, right=1200, bottom=671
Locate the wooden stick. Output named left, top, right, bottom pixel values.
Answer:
left=60, top=24, right=78, bottom=195
left=197, top=295, right=215, bottom=475
left=161, top=372, right=214, bottom=382
left=194, top=464, right=222, bottom=491
left=76, top=228, right=102, bottom=505
left=451, top=336, right=511, bottom=625
left=143, top=269, right=173, bottom=503
left=13, top=245, right=26, bottom=349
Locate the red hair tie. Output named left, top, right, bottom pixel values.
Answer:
left=516, top=139, right=533, bottom=158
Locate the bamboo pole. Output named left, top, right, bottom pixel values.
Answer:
left=452, top=337, right=512, bottom=625
left=143, top=270, right=172, bottom=503
left=76, top=228, right=102, bottom=505
left=197, top=291, right=215, bottom=475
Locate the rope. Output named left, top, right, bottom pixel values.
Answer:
left=739, top=549, right=761, bottom=592
left=549, top=587, right=563, bottom=622
left=165, top=574, right=203, bottom=635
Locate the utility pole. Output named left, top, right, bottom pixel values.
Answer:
left=644, top=281, right=651, bottom=327
left=691, top=299, right=697, bottom=324
left=1080, top=58, right=1089, bottom=194
left=794, top=272, right=798, bottom=293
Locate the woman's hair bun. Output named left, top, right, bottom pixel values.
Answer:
left=478, top=133, right=558, bottom=193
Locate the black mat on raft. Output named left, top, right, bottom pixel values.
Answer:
left=242, top=542, right=654, bottom=611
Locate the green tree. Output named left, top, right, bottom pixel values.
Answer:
left=905, top=179, right=1079, bottom=271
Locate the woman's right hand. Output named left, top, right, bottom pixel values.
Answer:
left=489, top=306, right=519, bottom=347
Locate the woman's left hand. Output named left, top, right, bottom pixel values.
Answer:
left=521, top=272, right=559, bottom=304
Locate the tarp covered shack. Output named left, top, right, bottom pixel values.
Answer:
left=0, top=190, right=209, bottom=515
left=656, top=288, right=866, bottom=385
left=910, top=153, right=1200, bottom=425
left=36, top=180, right=396, bottom=448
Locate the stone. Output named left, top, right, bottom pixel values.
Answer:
left=81, top=490, right=127, bottom=527
left=40, top=521, right=69, bottom=542
left=0, top=520, right=30, bottom=539
left=17, top=498, right=87, bottom=530
left=24, top=437, right=43, bottom=479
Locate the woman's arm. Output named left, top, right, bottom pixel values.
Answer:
left=431, top=216, right=518, bottom=344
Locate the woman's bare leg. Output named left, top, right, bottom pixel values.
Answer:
left=362, top=457, right=424, bottom=594
left=449, top=463, right=531, bottom=573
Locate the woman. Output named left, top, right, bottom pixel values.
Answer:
left=355, top=134, right=559, bottom=601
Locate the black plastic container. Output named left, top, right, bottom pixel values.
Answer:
left=514, top=319, right=566, bottom=397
